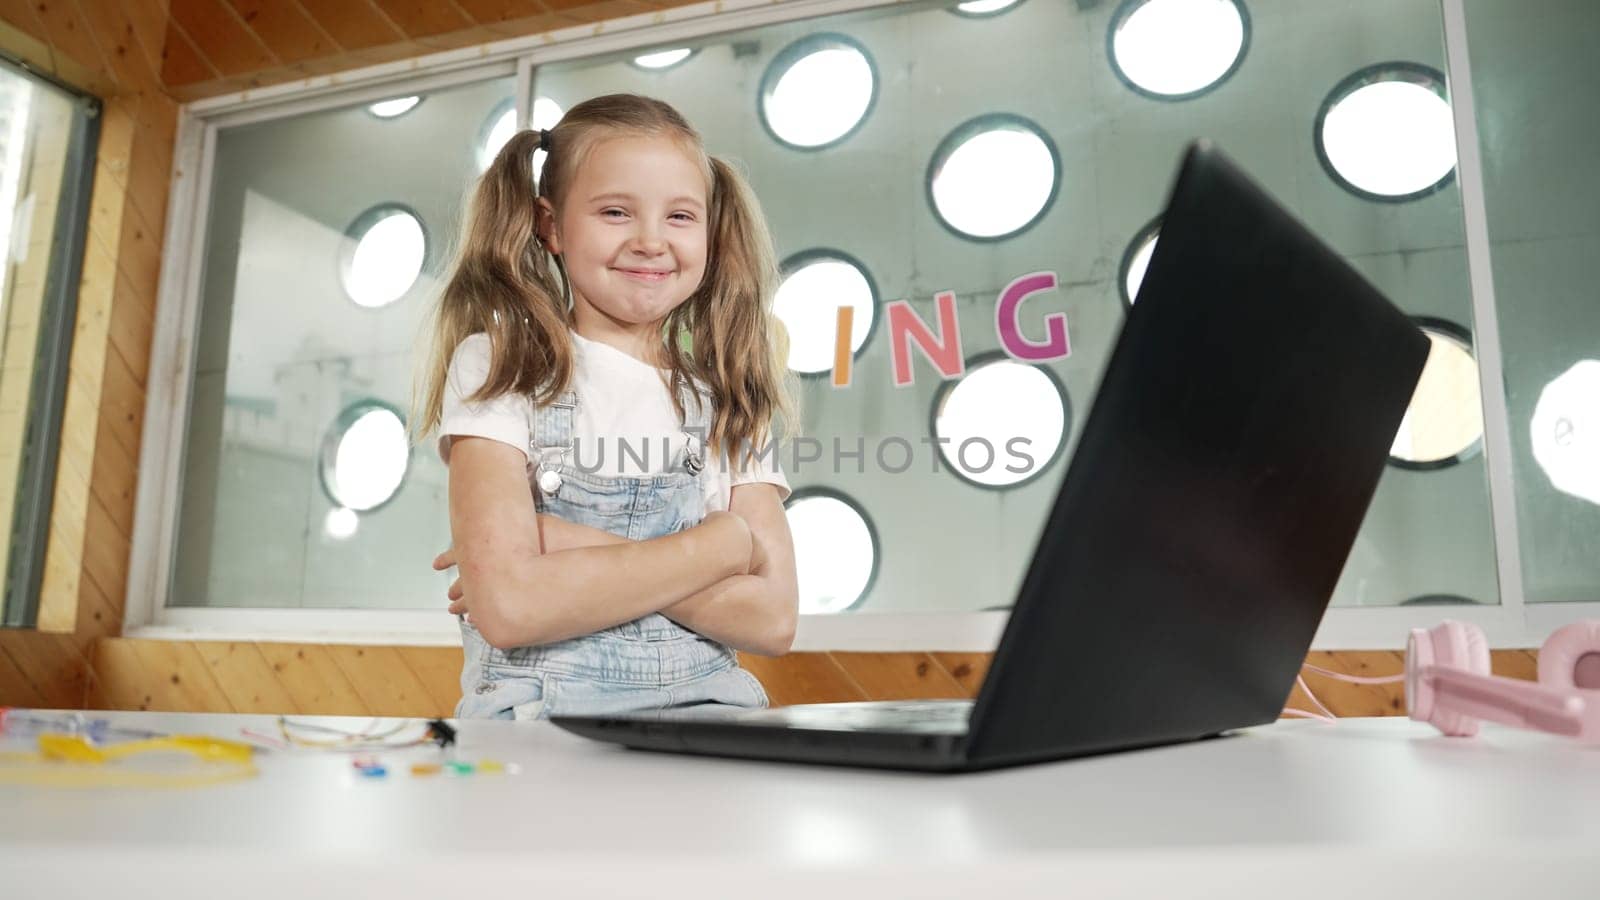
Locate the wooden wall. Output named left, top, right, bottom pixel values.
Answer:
left=161, top=0, right=707, bottom=101
left=0, top=0, right=176, bottom=709
left=86, top=640, right=1543, bottom=719
left=86, top=642, right=999, bottom=715
left=0, top=2, right=1550, bottom=725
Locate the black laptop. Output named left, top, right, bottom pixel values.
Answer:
left=550, top=141, right=1430, bottom=772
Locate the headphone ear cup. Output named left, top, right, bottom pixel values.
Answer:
left=1406, top=627, right=1434, bottom=724
left=1458, top=620, right=1491, bottom=676
left=1538, top=621, right=1600, bottom=690
left=1408, top=621, right=1490, bottom=736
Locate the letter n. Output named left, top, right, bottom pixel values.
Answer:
left=886, top=291, right=964, bottom=388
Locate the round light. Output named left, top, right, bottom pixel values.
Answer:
left=324, top=507, right=359, bottom=540
left=367, top=95, right=421, bottom=118
left=1109, top=0, right=1249, bottom=100
left=633, top=48, right=693, bottom=69
left=1531, top=359, right=1600, bottom=507
left=1317, top=64, right=1456, bottom=200
left=1388, top=322, right=1482, bottom=468
left=531, top=97, right=564, bottom=179
left=531, top=97, right=563, bottom=131
left=761, top=35, right=876, bottom=149
left=934, top=357, right=1069, bottom=488
left=1120, top=221, right=1160, bottom=307
left=320, top=403, right=410, bottom=512
left=953, top=0, right=1024, bottom=16
left=785, top=492, right=877, bottom=614
left=1401, top=594, right=1479, bottom=606
left=928, top=116, right=1058, bottom=240
left=774, top=252, right=877, bottom=375
left=477, top=99, right=518, bottom=171
left=340, top=206, right=426, bottom=309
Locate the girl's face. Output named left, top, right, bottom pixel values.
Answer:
left=542, top=134, right=709, bottom=341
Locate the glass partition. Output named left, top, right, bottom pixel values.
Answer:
left=534, top=0, right=1493, bottom=612
left=170, top=0, right=1501, bottom=614
left=1462, top=0, right=1600, bottom=605
left=173, top=73, right=516, bottom=609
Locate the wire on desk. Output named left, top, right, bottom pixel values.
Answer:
left=277, top=717, right=425, bottom=750
left=274, top=717, right=448, bottom=752
left=1296, top=675, right=1337, bottom=719
left=239, top=728, right=288, bottom=749
left=1287, top=662, right=1408, bottom=723
left=1280, top=708, right=1336, bottom=722
left=1282, top=675, right=1336, bottom=722
left=1302, top=663, right=1405, bottom=685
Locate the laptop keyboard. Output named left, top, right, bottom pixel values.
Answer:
left=654, top=699, right=974, bottom=734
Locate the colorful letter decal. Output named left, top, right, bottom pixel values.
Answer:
left=886, top=291, right=965, bottom=387
left=995, top=271, right=1070, bottom=362
left=832, top=306, right=854, bottom=388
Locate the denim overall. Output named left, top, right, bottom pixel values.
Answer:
left=456, top=387, right=770, bottom=720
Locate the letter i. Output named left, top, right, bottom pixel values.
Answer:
left=832, top=306, right=854, bottom=388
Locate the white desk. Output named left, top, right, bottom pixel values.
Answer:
left=2, top=711, right=1597, bottom=898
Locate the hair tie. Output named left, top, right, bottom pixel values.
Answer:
left=538, top=129, right=552, bottom=153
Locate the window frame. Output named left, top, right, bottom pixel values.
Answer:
left=0, top=58, right=101, bottom=628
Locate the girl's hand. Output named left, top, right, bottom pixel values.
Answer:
left=700, top=510, right=754, bottom=575
left=707, top=510, right=766, bottom=575
left=745, top=518, right=770, bottom=576
left=433, top=549, right=467, bottom=613
left=433, top=514, right=636, bottom=615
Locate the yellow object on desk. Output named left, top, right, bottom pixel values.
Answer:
left=0, top=732, right=258, bottom=788
left=39, top=733, right=256, bottom=765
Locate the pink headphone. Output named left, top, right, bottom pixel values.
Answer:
left=1405, top=620, right=1600, bottom=742
left=1295, top=620, right=1600, bottom=743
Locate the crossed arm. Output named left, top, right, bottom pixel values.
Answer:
left=442, top=435, right=799, bottom=656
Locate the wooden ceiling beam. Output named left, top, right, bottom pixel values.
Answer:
left=109, top=0, right=701, bottom=96
left=367, top=0, right=473, bottom=39
left=224, top=0, right=336, bottom=65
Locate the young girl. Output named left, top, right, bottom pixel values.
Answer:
left=414, top=93, right=798, bottom=720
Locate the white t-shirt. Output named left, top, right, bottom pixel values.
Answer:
left=437, top=331, right=789, bottom=512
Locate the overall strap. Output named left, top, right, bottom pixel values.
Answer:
left=677, top=383, right=714, bottom=476
left=529, top=390, right=578, bottom=493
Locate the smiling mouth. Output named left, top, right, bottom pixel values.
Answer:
left=616, top=268, right=672, bottom=282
